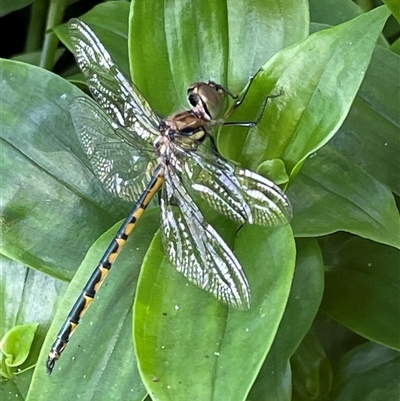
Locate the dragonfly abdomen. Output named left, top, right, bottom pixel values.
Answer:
left=46, top=165, right=165, bottom=373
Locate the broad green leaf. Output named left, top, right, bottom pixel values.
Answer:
left=312, top=309, right=365, bottom=367
left=289, top=144, right=400, bottom=249
left=55, top=1, right=131, bottom=78
left=0, top=255, right=64, bottom=398
left=129, top=0, right=309, bottom=115
left=249, top=361, right=292, bottom=401
left=226, top=0, right=309, bottom=92
left=0, top=59, right=131, bottom=280
left=0, top=371, right=33, bottom=401
left=391, top=37, right=400, bottom=54
left=0, top=255, right=65, bottom=341
left=219, top=6, right=391, bottom=176
left=383, top=0, right=400, bottom=22
left=129, top=0, right=228, bottom=115
left=248, top=239, right=324, bottom=400
left=321, top=237, right=400, bottom=350
left=291, top=329, right=332, bottom=401
left=310, top=0, right=389, bottom=48
left=26, top=211, right=159, bottom=401
left=310, top=0, right=363, bottom=25
left=11, top=49, right=65, bottom=67
left=0, top=0, right=32, bottom=17
left=135, top=225, right=295, bottom=401
left=310, top=20, right=399, bottom=196
left=331, top=342, right=400, bottom=400
left=2, top=2, right=397, bottom=401
left=331, top=46, right=400, bottom=195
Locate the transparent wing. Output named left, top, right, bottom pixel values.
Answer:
left=180, top=147, right=292, bottom=226
left=160, top=174, right=251, bottom=310
left=68, top=18, right=161, bottom=144
left=70, top=97, right=154, bottom=202
left=234, top=167, right=292, bottom=226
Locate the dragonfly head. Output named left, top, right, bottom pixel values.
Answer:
left=187, top=82, right=225, bottom=122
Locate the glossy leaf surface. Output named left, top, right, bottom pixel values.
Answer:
left=331, top=342, right=400, bottom=400
left=321, top=237, right=400, bottom=350
left=26, top=211, right=159, bottom=401
left=248, top=239, right=325, bottom=400
left=0, top=255, right=64, bottom=399
left=0, top=59, right=131, bottom=281
left=289, top=144, right=400, bottom=249
left=135, top=225, right=295, bottom=401
left=1, top=1, right=396, bottom=400
left=219, top=6, right=391, bottom=177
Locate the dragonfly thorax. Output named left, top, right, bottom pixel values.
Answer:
left=156, top=81, right=228, bottom=159
left=162, top=111, right=209, bottom=151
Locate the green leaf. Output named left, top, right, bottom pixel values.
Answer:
left=11, top=49, right=65, bottom=67
left=321, top=237, right=400, bottom=350
left=26, top=211, right=159, bottom=401
left=135, top=225, right=295, bottom=400
left=257, top=159, right=290, bottom=185
left=310, top=0, right=389, bottom=48
left=226, top=0, right=309, bottom=92
left=0, top=257, right=63, bottom=347
left=383, top=0, right=400, bottom=22
left=0, top=255, right=62, bottom=339
left=3, top=2, right=397, bottom=400
left=331, top=46, right=400, bottom=196
left=391, top=37, right=400, bottom=54
left=248, top=239, right=324, bottom=400
left=0, top=59, right=131, bottom=280
left=129, top=1, right=228, bottom=115
left=219, top=6, right=391, bottom=176
left=0, top=0, right=33, bottom=17
left=129, top=0, right=309, bottom=115
left=291, top=329, right=332, bottom=401
left=0, top=255, right=66, bottom=397
left=331, top=342, right=400, bottom=400
left=310, top=0, right=364, bottom=26
left=289, top=144, right=400, bottom=249
left=0, top=324, right=38, bottom=377
left=55, top=1, right=131, bottom=78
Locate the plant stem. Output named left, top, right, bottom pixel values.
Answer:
left=39, top=0, right=68, bottom=70
left=26, top=0, right=48, bottom=53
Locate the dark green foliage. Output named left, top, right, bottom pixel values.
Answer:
left=1, top=1, right=399, bottom=400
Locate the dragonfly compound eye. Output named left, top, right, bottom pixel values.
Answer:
left=187, top=82, right=224, bottom=121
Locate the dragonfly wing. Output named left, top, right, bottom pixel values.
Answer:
left=160, top=176, right=251, bottom=310
left=234, top=167, right=292, bottom=226
left=182, top=150, right=292, bottom=227
left=180, top=152, right=250, bottom=224
left=68, top=19, right=161, bottom=144
left=70, top=97, right=154, bottom=202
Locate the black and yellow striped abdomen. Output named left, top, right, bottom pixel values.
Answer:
left=46, top=166, right=165, bottom=373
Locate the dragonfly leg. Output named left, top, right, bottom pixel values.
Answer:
left=219, top=70, right=283, bottom=127
left=222, top=92, right=283, bottom=128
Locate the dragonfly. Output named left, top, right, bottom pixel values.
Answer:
left=46, top=18, right=292, bottom=374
